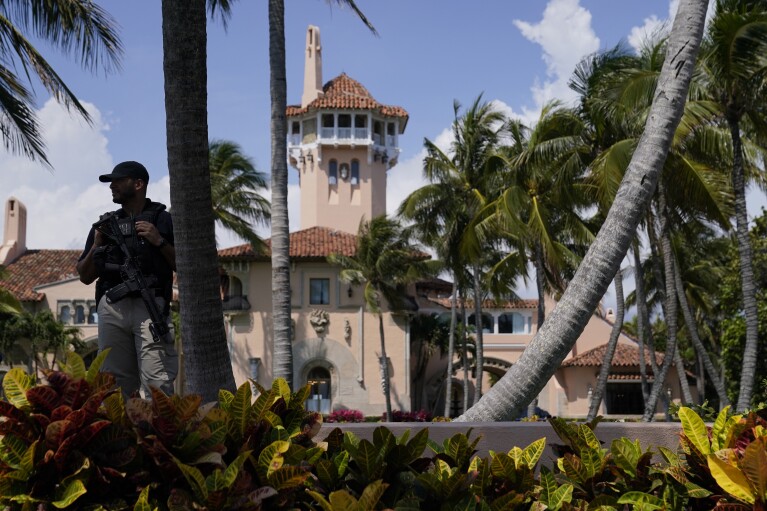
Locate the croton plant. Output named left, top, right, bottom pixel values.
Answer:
left=0, top=351, right=765, bottom=510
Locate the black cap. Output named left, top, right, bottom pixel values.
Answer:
left=99, top=161, right=149, bottom=183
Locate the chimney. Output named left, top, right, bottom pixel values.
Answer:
left=0, top=197, right=27, bottom=265
left=605, top=308, right=616, bottom=323
left=301, top=25, right=323, bottom=108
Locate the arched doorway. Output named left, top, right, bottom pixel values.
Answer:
left=305, top=366, right=331, bottom=414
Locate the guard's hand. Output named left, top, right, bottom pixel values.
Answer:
left=135, top=221, right=163, bottom=247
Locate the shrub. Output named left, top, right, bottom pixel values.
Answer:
left=326, top=408, right=365, bottom=423
left=384, top=409, right=432, bottom=422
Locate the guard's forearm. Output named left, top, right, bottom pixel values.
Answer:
left=77, top=246, right=100, bottom=284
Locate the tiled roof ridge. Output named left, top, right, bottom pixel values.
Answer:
left=1, top=248, right=82, bottom=302
left=286, top=72, right=408, bottom=119
left=562, top=342, right=667, bottom=367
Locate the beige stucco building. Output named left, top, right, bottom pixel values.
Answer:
left=0, top=25, right=694, bottom=418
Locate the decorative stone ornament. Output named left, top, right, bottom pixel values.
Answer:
left=344, top=319, right=352, bottom=344
left=310, top=308, right=330, bottom=336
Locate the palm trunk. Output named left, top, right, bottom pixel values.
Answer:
left=644, top=188, right=689, bottom=419
left=457, top=0, right=706, bottom=421
left=461, top=296, right=469, bottom=412
left=378, top=312, right=392, bottom=421
left=632, top=242, right=651, bottom=402
left=529, top=242, right=546, bottom=417
left=728, top=115, right=759, bottom=412
left=587, top=269, right=625, bottom=421
left=444, top=280, right=458, bottom=417
left=162, top=0, right=236, bottom=401
left=269, top=0, right=293, bottom=386
left=672, top=255, right=730, bottom=407
left=472, top=264, right=484, bottom=405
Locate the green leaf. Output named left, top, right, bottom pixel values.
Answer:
left=610, top=438, right=642, bottom=478
left=257, top=441, right=290, bottom=482
left=741, top=439, right=767, bottom=502
left=176, top=461, right=208, bottom=501
left=357, top=480, right=387, bottom=510
left=617, top=491, right=664, bottom=510
left=229, top=382, right=252, bottom=442
left=679, top=407, right=711, bottom=455
left=221, top=450, right=250, bottom=489
left=710, top=405, right=731, bottom=452
left=354, top=439, right=383, bottom=481
left=523, top=437, right=546, bottom=467
left=707, top=453, right=755, bottom=504
left=0, top=435, right=28, bottom=469
left=548, top=483, right=573, bottom=511
left=577, top=425, right=601, bottom=450
left=3, top=368, right=33, bottom=410
left=272, top=378, right=292, bottom=403
left=85, top=348, right=111, bottom=385
left=133, top=486, right=153, bottom=511
left=305, top=490, right=334, bottom=511
left=329, top=489, right=360, bottom=509
left=52, top=479, right=87, bottom=509
left=63, top=351, right=87, bottom=380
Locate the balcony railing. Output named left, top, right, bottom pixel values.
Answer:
left=289, top=128, right=397, bottom=147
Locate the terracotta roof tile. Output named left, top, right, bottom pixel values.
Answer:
left=286, top=73, right=408, bottom=120
left=562, top=343, right=667, bottom=367
left=427, top=297, right=539, bottom=310
left=1, top=250, right=81, bottom=301
left=218, top=226, right=357, bottom=261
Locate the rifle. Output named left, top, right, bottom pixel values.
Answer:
left=93, top=213, right=174, bottom=344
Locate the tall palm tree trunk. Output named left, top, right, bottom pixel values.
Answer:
left=457, top=0, right=706, bottom=421
left=269, top=0, right=293, bottom=386
left=632, top=242, right=651, bottom=402
left=728, top=115, right=759, bottom=412
left=378, top=312, right=392, bottom=421
left=472, top=265, right=485, bottom=405
left=444, top=280, right=458, bottom=417
left=644, top=189, right=690, bottom=419
left=587, top=269, right=625, bottom=420
left=528, top=241, right=546, bottom=417
left=461, top=297, right=470, bottom=411
left=161, top=0, right=235, bottom=401
left=672, top=256, right=730, bottom=407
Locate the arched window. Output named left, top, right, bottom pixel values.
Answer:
left=59, top=305, right=71, bottom=324
left=468, top=313, right=493, bottom=334
left=88, top=306, right=98, bottom=324
left=306, top=367, right=331, bottom=414
left=328, top=160, right=338, bottom=186
left=74, top=305, right=86, bottom=324
left=351, top=159, right=360, bottom=185
left=498, top=313, right=529, bottom=334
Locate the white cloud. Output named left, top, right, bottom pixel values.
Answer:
left=0, top=98, right=115, bottom=250
left=513, top=0, right=600, bottom=118
left=627, top=0, right=677, bottom=52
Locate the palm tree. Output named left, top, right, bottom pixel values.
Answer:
left=161, top=0, right=237, bottom=401
left=0, top=310, right=81, bottom=374
left=269, top=0, right=376, bottom=387
left=329, top=216, right=434, bottom=421
left=0, top=0, right=122, bottom=164
left=458, top=0, right=708, bottom=421
left=209, top=139, right=271, bottom=251
left=400, top=95, right=507, bottom=409
left=700, top=0, right=767, bottom=411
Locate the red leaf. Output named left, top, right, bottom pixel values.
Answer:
left=73, top=420, right=111, bottom=448
left=51, top=405, right=74, bottom=421
left=26, top=386, right=60, bottom=413
left=0, top=400, right=29, bottom=423
left=61, top=378, right=91, bottom=409
left=47, top=371, right=73, bottom=393
left=45, top=420, right=77, bottom=450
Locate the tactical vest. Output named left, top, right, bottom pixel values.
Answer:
left=95, top=201, right=173, bottom=311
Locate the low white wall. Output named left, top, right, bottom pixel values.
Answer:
left=318, top=421, right=682, bottom=467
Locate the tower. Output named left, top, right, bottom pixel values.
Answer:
left=287, top=26, right=409, bottom=234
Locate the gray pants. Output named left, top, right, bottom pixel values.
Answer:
left=97, top=295, right=178, bottom=398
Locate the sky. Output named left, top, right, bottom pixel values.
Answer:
left=0, top=0, right=763, bottom=305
